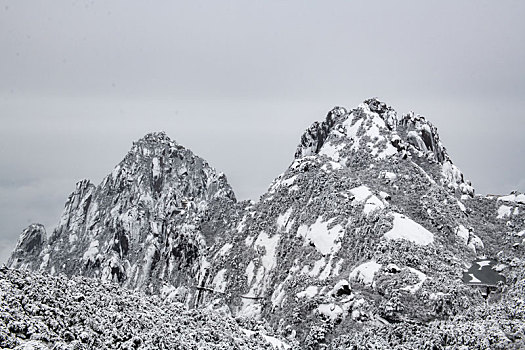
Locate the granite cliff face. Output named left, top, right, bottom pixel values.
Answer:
left=9, top=132, right=237, bottom=296
left=7, top=99, right=525, bottom=349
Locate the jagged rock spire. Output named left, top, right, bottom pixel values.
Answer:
left=7, top=224, right=47, bottom=270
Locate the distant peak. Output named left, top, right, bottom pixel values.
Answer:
left=362, top=98, right=393, bottom=116
left=7, top=223, right=47, bottom=269
left=139, top=131, right=174, bottom=144
left=130, top=131, right=183, bottom=156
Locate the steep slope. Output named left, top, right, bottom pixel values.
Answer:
left=8, top=131, right=238, bottom=296
left=197, top=99, right=524, bottom=346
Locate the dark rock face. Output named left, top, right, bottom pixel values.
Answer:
left=294, top=106, right=345, bottom=158
left=7, top=100, right=525, bottom=349
left=7, top=224, right=47, bottom=270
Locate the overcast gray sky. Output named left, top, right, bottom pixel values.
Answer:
left=1, top=0, right=524, bottom=263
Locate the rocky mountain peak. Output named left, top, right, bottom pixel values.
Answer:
left=7, top=224, right=47, bottom=270
left=292, top=98, right=474, bottom=196
left=8, top=131, right=237, bottom=291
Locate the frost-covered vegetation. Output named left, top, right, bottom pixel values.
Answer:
left=0, top=267, right=275, bottom=349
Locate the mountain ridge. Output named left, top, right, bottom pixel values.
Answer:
left=6, top=98, right=525, bottom=349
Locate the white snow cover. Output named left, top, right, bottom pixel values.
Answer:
left=497, top=205, right=512, bottom=219
left=237, top=215, right=248, bottom=233
left=281, top=175, right=297, bottom=187
left=456, top=200, right=466, bottom=212
left=382, top=171, right=397, bottom=181
left=455, top=225, right=470, bottom=245
left=254, top=231, right=280, bottom=271
left=317, top=303, right=344, bottom=321
left=319, top=142, right=341, bottom=162
left=276, top=208, right=294, bottom=233
left=212, top=268, right=228, bottom=293
left=498, top=193, right=525, bottom=204
left=378, top=142, right=398, bottom=159
left=240, top=328, right=291, bottom=350
left=349, top=260, right=382, bottom=286
left=343, top=117, right=363, bottom=140
left=379, top=191, right=390, bottom=200
left=262, top=334, right=291, bottom=350
left=245, top=261, right=255, bottom=286
left=349, top=185, right=373, bottom=202
left=454, top=225, right=484, bottom=252
left=332, top=259, right=344, bottom=276
left=296, top=217, right=344, bottom=255
left=309, top=257, right=326, bottom=277
left=363, top=195, right=385, bottom=215
left=321, top=161, right=343, bottom=172
left=477, top=260, right=491, bottom=269
left=384, top=212, right=434, bottom=245
left=467, top=273, right=482, bottom=283
left=245, top=235, right=255, bottom=247
left=152, top=157, right=161, bottom=178
left=297, top=286, right=319, bottom=298
left=348, top=185, right=387, bottom=215
left=271, top=282, right=287, bottom=308
left=217, top=243, right=233, bottom=256
left=82, top=240, right=99, bottom=262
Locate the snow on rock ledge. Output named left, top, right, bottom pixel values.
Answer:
left=349, top=260, right=382, bottom=286
left=384, top=212, right=434, bottom=246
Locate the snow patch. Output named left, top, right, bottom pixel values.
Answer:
left=240, top=328, right=291, bottom=350
left=319, top=142, right=341, bottom=162
left=246, top=261, right=255, bottom=285
left=455, top=225, right=470, bottom=245
left=332, top=259, right=344, bottom=276
left=384, top=212, right=434, bottom=245
left=317, top=303, right=343, bottom=322
left=281, top=175, right=297, bottom=187
left=297, top=286, right=319, bottom=298
left=276, top=208, right=293, bottom=233
left=497, top=205, right=512, bottom=219
left=363, top=195, right=385, bottom=215
left=152, top=157, right=161, bottom=178
left=309, top=257, right=326, bottom=277
left=212, top=269, right=228, bottom=293
left=296, top=217, right=344, bottom=255
left=349, top=260, right=382, bottom=286
left=82, top=240, right=99, bottom=263
left=217, top=243, right=233, bottom=256
left=245, top=235, right=255, bottom=247
left=254, top=231, right=280, bottom=271
left=498, top=193, right=525, bottom=204
left=349, top=185, right=373, bottom=202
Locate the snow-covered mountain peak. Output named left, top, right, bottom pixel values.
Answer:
left=7, top=224, right=47, bottom=270
left=293, top=99, right=474, bottom=196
